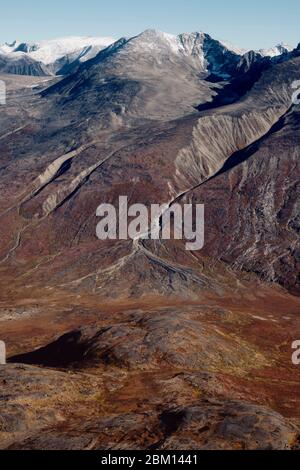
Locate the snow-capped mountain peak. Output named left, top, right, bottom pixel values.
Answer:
left=123, top=30, right=238, bottom=64
left=27, top=36, right=115, bottom=64
left=0, top=36, right=115, bottom=64
left=0, top=36, right=116, bottom=76
left=258, top=42, right=293, bottom=57
left=0, top=40, right=20, bottom=54
left=126, top=29, right=183, bottom=54
left=0, top=33, right=296, bottom=79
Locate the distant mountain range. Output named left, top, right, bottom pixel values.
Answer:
left=0, top=36, right=114, bottom=75
left=0, top=31, right=295, bottom=76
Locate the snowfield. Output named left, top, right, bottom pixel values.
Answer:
left=0, top=36, right=115, bottom=64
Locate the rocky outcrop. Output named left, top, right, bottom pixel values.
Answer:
left=159, top=401, right=299, bottom=450
left=9, top=312, right=267, bottom=373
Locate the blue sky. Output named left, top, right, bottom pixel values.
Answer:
left=1, top=0, right=299, bottom=50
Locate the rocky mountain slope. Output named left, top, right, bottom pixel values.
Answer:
left=0, top=29, right=299, bottom=450
left=0, top=52, right=50, bottom=76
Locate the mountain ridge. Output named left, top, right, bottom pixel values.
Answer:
left=0, top=31, right=295, bottom=77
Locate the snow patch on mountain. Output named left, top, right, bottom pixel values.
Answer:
left=0, top=41, right=20, bottom=54
left=219, top=40, right=249, bottom=56
left=0, top=36, right=115, bottom=65
left=27, top=37, right=115, bottom=64
left=258, top=43, right=293, bottom=57
left=124, top=30, right=182, bottom=54
left=119, top=29, right=240, bottom=74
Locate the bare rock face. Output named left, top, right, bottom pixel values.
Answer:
left=181, top=107, right=300, bottom=294
left=1, top=363, right=299, bottom=450
left=158, top=402, right=299, bottom=450
left=174, top=57, right=299, bottom=192
left=0, top=54, right=50, bottom=76
left=0, top=33, right=299, bottom=450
